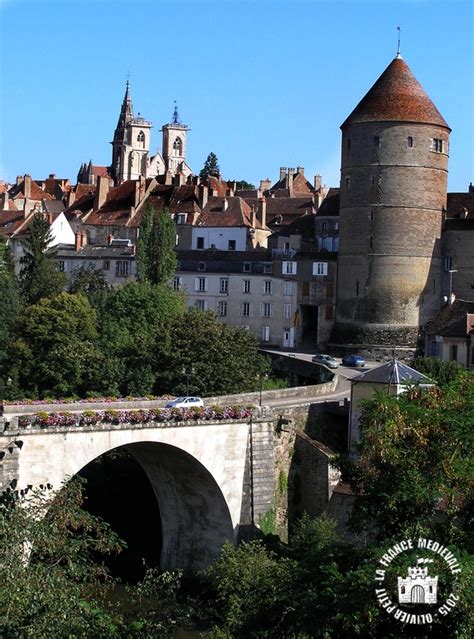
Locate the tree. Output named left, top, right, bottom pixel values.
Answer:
left=19, top=212, right=66, bottom=304
left=0, top=236, right=20, bottom=377
left=0, top=479, right=125, bottom=638
left=199, top=152, right=220, bottom=179
left=234, top=180, right=256, bottom=191
left=68, top=264, right=109, bottom=295
left=13, top=292, right=101, bottom=398
left=337, top=372, right=474, bottom=546
left=136, top=206, right=177, bottom=285
left=411, top=355, right=463, bottom=386
left=154, top=309, right=265, bottom=396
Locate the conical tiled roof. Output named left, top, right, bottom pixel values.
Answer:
left=342, top=57, right=450, bottom=130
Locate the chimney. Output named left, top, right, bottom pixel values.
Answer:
left=296, top=166, right=304, bottom=175
left=251, top=205, right=257, bottom=228
left=279, top=167, right=287, bottom=182
left=287, top=168, right=294, bottom=192
left=227, top=180, right=236, bottom=196
left=259, top=178, right=272, bottom=193
left=16, top=175, right=22, bottom=186
left=0, top=190, right=8, bottom=210
left=314, top=174, right=322, bottom=191
left=49, top=173, right=56, bottom=179
left=469, top=182, right=474, bottom=193
left=198, top=184, right=208, bottom=209
left=24, top=174, right=31, bottom=199
left=135, top=175, right=146, bottom=206
left=66, top=190, right=76, bottom=208
left=75, top=231, right=83, bottom=251
left=258, top=197, right=267, bottom=228
left=222, top=197, right=228, bottom=212
left=94, top=175, right=109, bottom=210
left=165, top=171, right=173, bottom=185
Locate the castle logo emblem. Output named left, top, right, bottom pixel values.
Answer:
left=398, top=558, right=437, bottom=604
left=373, top=538, right=462, bottom=625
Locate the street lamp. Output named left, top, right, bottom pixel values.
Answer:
left=0, top=377, right=12, bottom=417
left=448, top=269, right=458, bottom=305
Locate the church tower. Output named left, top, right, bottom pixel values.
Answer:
left=110, top=82, right=152, bottom=185
left=161, top=102, right=190, bottom=175
left=334, top=55, right=451, bottom=350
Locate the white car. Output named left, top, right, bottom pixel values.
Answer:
left=165, top=396, right=204, bottom=409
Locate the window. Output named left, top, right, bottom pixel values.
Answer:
left=198, top=261, right=206, bottom=272
left=282, top=261, right=297, bottom=275
left=195, top=299, right=207, bottom=311
left=347, top=138, right=351, bottom=150
left=284, top=242, right=290, bottom=251
left=431, top=138, right=444, bottom=153
left=283, top=303, right=292, bottom=319
left=173, top=276, right=182, bottom=291
left=177, top=213, right=186, bottom=224
left=345, top=176, right=351, bottom=188
left=243, top=279, right=251, bottom=294
left=283, top=281, right=293, bottom=296
left=262, top=325, right=270, bottom=342
left=243, top=262, right=251, bottom=273
left=173, top=136, right=183, bottom=155
left=313, top=262, right=328, bottom=276
left=115, top=261, right=129, bottom=277
left=373, top=135, right=380, bottom=147
left=228, top=240, right=236, bottom=251
left=241, top=302, right=252, bottom=317
left=194, top=277, right=207, bottom=292
left=444, top=257, right=453, bottom=271
left=262, top=280, right=272, bottom=295
left=369, top=235, right=373, bottom=249
left=261, top=302, right=272, bottom=317
left=407, top=136, right=414, bottom=148
left=103, top=260, right=110, bottom=270
left=220, top=277, right=229, bottom=293
left=334, top=222, right=339, bottom=231
left=450, top=344, right=458, bottom=361
left=370, top=211, right=374, bottom=221
left=196, top=236, right=204, bottom=250
left=137, top=130, right=145, bottom=148
left=326, top=281, right=334, bottom=299
left=57, top=260, right=66, bottom=272
left=263, top=263, right=272, bottom=274
left=356, top=280, right=360, bottom=296
left=218, top=301, right=227, bottom=316
left=322, top=222, right=327, bottom=232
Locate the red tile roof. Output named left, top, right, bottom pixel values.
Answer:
left=342, top=57, right=450, bottom=130
left=446, top=192, right=474, bottom=219
left=9, top=179, right=54, bottom=201
left=0, top=210, right=27, bottom=237
left=91, top=165, right=109, bottom=177
left=197, top=197, right=265, bottom=229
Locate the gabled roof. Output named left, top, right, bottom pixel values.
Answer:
left=352, top=359, right=431, bottom=385
left=342, top=57, right=450, bottom=130
left=316, top=188, right=339, bottom=217
left=0, top=210, right=28, bottom=237
left=264, top=197, right=314, bottom=227
left=196, top=197, right=265, bottom=229
left=9, top=179, right=53, bottom=201
left=270, top=171, right=315, bottom=197
left=446, top=192, right=474, bottom=220
left=43, top=200, right=66, bottom=214
left=270, top=212, right=316, bottom=239
left=425, top=300, right=474, bottom=338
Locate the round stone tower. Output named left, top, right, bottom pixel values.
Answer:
left=334, top=55, right=451, bottom=350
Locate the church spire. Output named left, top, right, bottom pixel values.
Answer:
left=116, top=80, right=133, bottom=132
left=172, top=100, right=180, bottom=125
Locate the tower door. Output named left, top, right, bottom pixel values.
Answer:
left=411, top=585, right=425, bottom=603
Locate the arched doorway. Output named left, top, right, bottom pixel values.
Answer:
left=411, top=585, right=425, bottom=603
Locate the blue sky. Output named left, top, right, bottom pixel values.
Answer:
left=0, top=0, right=472, bottom=191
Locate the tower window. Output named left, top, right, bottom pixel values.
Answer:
left=369, top=235, right=373, bottom=249
left=173, top=136, right=183, bottom=156
left=356, top=280, right=360, bottom=296
left=137, top=130, right=145, bottom=149
left=431, top=138, right=444, bottom=153
left=373, top=135, right=380, bottom=148
left=347, top=138, right=351, bottom=150
left=345, top=176, right=351, bottom=188
left=407, top=136, right=414, bottom=148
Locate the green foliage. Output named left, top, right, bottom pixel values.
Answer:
left=278, top=470, right=288, bottom=495
left=68, top=263, right=109, bottom=295
left=258, top=505, right=277, bottom=536
left=137, top=206, right=177, bottom=285
left=0, top=479, right=125, bottom=638
left=337, top=373, right=474, bottom=545
left=12, top=292, right=101, bottom=398
left=19, top=212, right=66, bottom=304
left=154, top=308, right=265, bottom=396
left=0, top=236, right=20, bottom=376
left=234, top=180, right=256, bottom=191
left=200, top=152, right=220, bottom=179
left=411, top=355, right=463, bottom=386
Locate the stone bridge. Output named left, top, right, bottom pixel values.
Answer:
left=0, top=414, right=274, bottom=570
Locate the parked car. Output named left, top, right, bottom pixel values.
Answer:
left=311, top=354, right=339, bottom=369
left=165, top=396, right=204, bottom=409
left=342, top=354, right=366, bottom=367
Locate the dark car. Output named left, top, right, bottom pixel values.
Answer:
left=342, top=354, right=366, bottom=367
